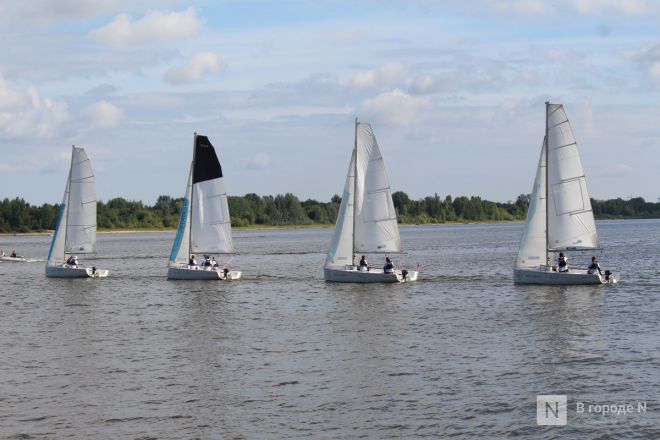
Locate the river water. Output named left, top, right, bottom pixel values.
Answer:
left=1, top=220, right=659, bottom=439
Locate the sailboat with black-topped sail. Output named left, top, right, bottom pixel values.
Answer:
left=167, top=133, right=241, bottom=280
left=45, top=146, right=109, bottom=278
left=323, top=119, right=418, bottom=283
left=513, top=102, right=617, bottom=285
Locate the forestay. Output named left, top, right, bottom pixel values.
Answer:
left=169, top=165, right=193, bottom=265
left=515, top=138, right=547, bottom=268
left=325, top=150, right=355, bottom=268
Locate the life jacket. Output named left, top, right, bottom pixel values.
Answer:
left=558, top=257, right=567, bottom=267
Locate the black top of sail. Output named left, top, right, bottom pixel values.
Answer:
left=193, top=135, right=223, bottom=184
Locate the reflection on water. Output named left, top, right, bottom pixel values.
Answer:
left=0, top=220, right=659, bottom=438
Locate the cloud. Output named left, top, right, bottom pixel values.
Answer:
left=86, top=84, right=119, bottom=95
left=0, top=76, right=68, bottom=139
left=602, top=163, right=633, bottom=177
left=567, top=0, right=650, bottom=15
left=489, top=0, right=552, bottom=15
left=348, top=62, right=407, bottom=89
left=89, top=7, right=200, bottom=48
left=360, top=89, right=431, bottom=126
left=165, top=53, right=225, bottom=84
left=247, top=153, right=271, bottom=169
left=628, top=41, right=660, bottom=80
left=81, top=100, right=124, bottom=129
left=409, top=72, right=459, bottom=95
left=0, top=0, right=120, bottom=27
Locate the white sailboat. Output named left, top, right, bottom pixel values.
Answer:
left=45, top=146, right=109, bottom=278
left=514, top=102, right=616, bottom=285
left=324, top=119, right=418, bottom=283
left=167, top=133, right=242, bottom=281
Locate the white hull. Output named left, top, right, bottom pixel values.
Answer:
left=167, top=266, right=242, bottom=281
left=324, top=266, right=418, bottom=283
left=45, top=265, right=109, bottom=278
left=514, top=267, right=616, bottom=285
left=1, top=256, right=27, bottom=263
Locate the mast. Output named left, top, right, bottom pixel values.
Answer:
left=188, top=133, right=196, bottom=261
left=62, top=145, right=75, bottom=262
left=352, top=117, right=358, bottom=266
left=544, top=102, right=549, bottom=266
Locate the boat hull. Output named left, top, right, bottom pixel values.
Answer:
left=324, top=267, right=418, bottom=283
left=167, top=266, right=242, bottom=281
left=0, top=256, right=27, bottom=263
left=514, top=267, right=616, bottom=285
left=45, top=265, right=109, bottom=278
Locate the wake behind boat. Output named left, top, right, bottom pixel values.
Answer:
left=167, top=133, right=241, bottom=281
left=45, top=146, right=109, bottom=278
left=324, top=119, right=418, bottom=283
left=513, top=102, right=616, bottom=285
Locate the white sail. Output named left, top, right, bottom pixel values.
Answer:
left=325, top=149, right=355, bottom=268
left=190, top=135, right=235, bottom=254
left=515, top=138, right=547, bottom=268
left=169, top=164, right=193, bottom=265
left=353, top=122, right=401, bottom=253
left=46, top=169, right=71, bottom=267
left=65, top=147, right=97, bottom=254
left=47, top=147, right=96, bottom=267
left=546, top=103, right=599, bottom=250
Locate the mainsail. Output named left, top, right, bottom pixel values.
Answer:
left=353, top=122, right=401, bottom=253
left=190, top=135, right=234, bottom=254
left=47, top=147, right=97, bottom=266
left=515, top=138, right=547, bottom=268
left=545, top=103, right=599, bottom=250
left=324, top=149, right=355, bottom=268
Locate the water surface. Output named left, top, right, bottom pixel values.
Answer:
left=1, top=220, right=659, bottom=438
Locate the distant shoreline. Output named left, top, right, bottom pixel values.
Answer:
left=13, top=218, right=660, bottom=237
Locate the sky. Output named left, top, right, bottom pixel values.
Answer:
left=1, top=0, right=659, bottom=205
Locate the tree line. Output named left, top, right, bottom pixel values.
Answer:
left=0, top=193, right=658, bottom=233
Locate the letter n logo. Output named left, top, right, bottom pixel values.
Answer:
left=537, top=395, right=567, bottom=425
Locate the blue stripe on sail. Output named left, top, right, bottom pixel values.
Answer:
left=169, top=198, right=189, bottom=262
left=47, top=203, right=66, bottom=261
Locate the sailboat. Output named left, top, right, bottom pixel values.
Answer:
left=514, top=102, right=616, bottom=285
left=167, top=133, right=242, bottom=280
left=45, top=146, right=109, bottom=278
left=324, top=119, right=418, bottom=283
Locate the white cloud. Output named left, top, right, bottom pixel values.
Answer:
left=360, top=89, right=431, bottom=126
left=165, top=53, right=225, bottom=84
left=0, top=76, right=26, bottom=110
left=82, top=100, right=124, bottom=129
left=488, top=0, right=553, bottom=15
left=0, top=0, right=120, bottom=26
left=248, top=153, right=271, bottom=169
left=567, top=0, right=650, bottom=15
left=0, top=77, right=68, bottom=139
left=89, top=7, right=200, bottom=48
left=348, top=62, right=407, bottom=89
left=628, top=41, right=660, bottom=80
left=602, top=163, right=633, bottom=177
